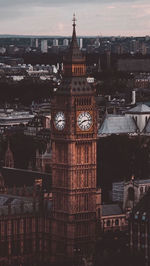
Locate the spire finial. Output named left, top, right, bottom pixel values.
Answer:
left=72, top=13, right=76, bottom=28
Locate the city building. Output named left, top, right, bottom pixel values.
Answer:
left=134, top=73, right=150, bottom=89
left=35, top=38, right=39, bottom=48
left=41, top=40, right=48, bottom=53
left=0, top=110, right=34, bottom=134
left=117, top=58, right=150, bottom=72
left=24, top=114, right=50, bottom=137
left=94, top=38, right=100, bottom=49
left=98, top=104, right=150, bottom=136
left=0, top=193, right=52, bottom=266
left=112, top=178, right=150, bottom=211
left=101, top=204, right=127, bottom=232
left=77, top=38, right=83, bottom=49
left=129, top=189, right=150, bottom=265
left=63, top=39, right=69, bottom=46
left=53, top=39, right=58, bottom=46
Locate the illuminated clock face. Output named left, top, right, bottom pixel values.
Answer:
left=77, top=112, right=92, bottom=131
left=54, top=112, right=65, bottom=131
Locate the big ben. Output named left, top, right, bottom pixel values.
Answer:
left=51, top=15, right=101, bottom=263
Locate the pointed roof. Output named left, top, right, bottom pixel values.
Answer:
left=5, top=140, right=14, bottom=168
left=70, top=13, right=78, bottom=50
left=126, top=104, right=150, bottom=114
left=64, top=14, right=85, bottom=64
left=98, top=115, right=138, bottom=135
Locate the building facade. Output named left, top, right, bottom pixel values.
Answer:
left=101, top=204, right=127, bottom=233
left=0, top=194, right=51, bottom=266
left=129, top=190, right=150, bottom=266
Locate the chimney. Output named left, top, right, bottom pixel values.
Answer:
left=131, top=90, right=136, bottom=105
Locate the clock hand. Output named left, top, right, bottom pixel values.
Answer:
left=79, top=119, right=90, bottom=125
left=56, top=119, right=65, bottom=124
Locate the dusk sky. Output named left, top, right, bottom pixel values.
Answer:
left=0, top=0, right=150, bottom=36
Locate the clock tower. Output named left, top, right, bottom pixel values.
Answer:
left=51, top=15, right=101, bottom=263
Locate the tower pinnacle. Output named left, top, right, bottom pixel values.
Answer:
left=63, top=15, right=86, bottom=77
left=72, top=13, right=76, bottom=28
left=71, top=13, right=78, bottom=49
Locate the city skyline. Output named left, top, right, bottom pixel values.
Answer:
left=0, top=0, right=150, bottom=37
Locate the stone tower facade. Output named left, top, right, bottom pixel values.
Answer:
left=51, top=15, right=101, bottom=263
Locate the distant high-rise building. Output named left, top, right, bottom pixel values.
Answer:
left=53, top=39, right=58, bottom=46
left=63, top=39, right=69, bottom=46
left=79, top=38, right=83, bottom=49
left=30, top=38, right=34, bottom=47
left=141, top=43, right=147, bottom=55
left=77, top=38, right=83, bottom=49
left=145, top=35, right=150, bottom=41
left=94, top=38, right=100, bottom=48
left=41, top=40, right=48, bottom=53
left=35, top=38, right=39, bottom=48
left=130, top=40, right=139, bottom=54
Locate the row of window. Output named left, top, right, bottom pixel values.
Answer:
left=73, top=67, right=84, bottom=75
left=0, top=217, right=50, bottom=236
left=104, top=219, right=120, bottom=227
left=75, top=97, right=92, bottom=106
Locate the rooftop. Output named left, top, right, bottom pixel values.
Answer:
left=98, top=115, right=137, bottom=135
left=102, top=204, right=123, bottom=216
left=0, top=194, right=51, bottom=216
left=126, top=104, right=150, bottom=114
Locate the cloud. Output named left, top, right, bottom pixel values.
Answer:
left=0, top=0, right=143, bottom=8
left=0, top=0, right=149, bottom=36
left=107, top=6, right=116, bottom=9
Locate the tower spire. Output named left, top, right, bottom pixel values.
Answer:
left=72, top=13, right=76, bottom=28
left=63, top=15, right=86, bottom=77
left=70, top=13, right=78, bottom=49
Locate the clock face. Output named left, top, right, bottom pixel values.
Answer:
left=54, top=112, right=65, bottom=131
left=77, top=112, right=92, bottom=131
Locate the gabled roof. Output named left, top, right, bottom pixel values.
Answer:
left=98, top=115, right=138, bottom=135
left=126, top=104, right=150, bottom=114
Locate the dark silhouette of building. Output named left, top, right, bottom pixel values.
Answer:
left=4, top=141, right=14, bottom=168
left=129, top=189, right=150, bottom=266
